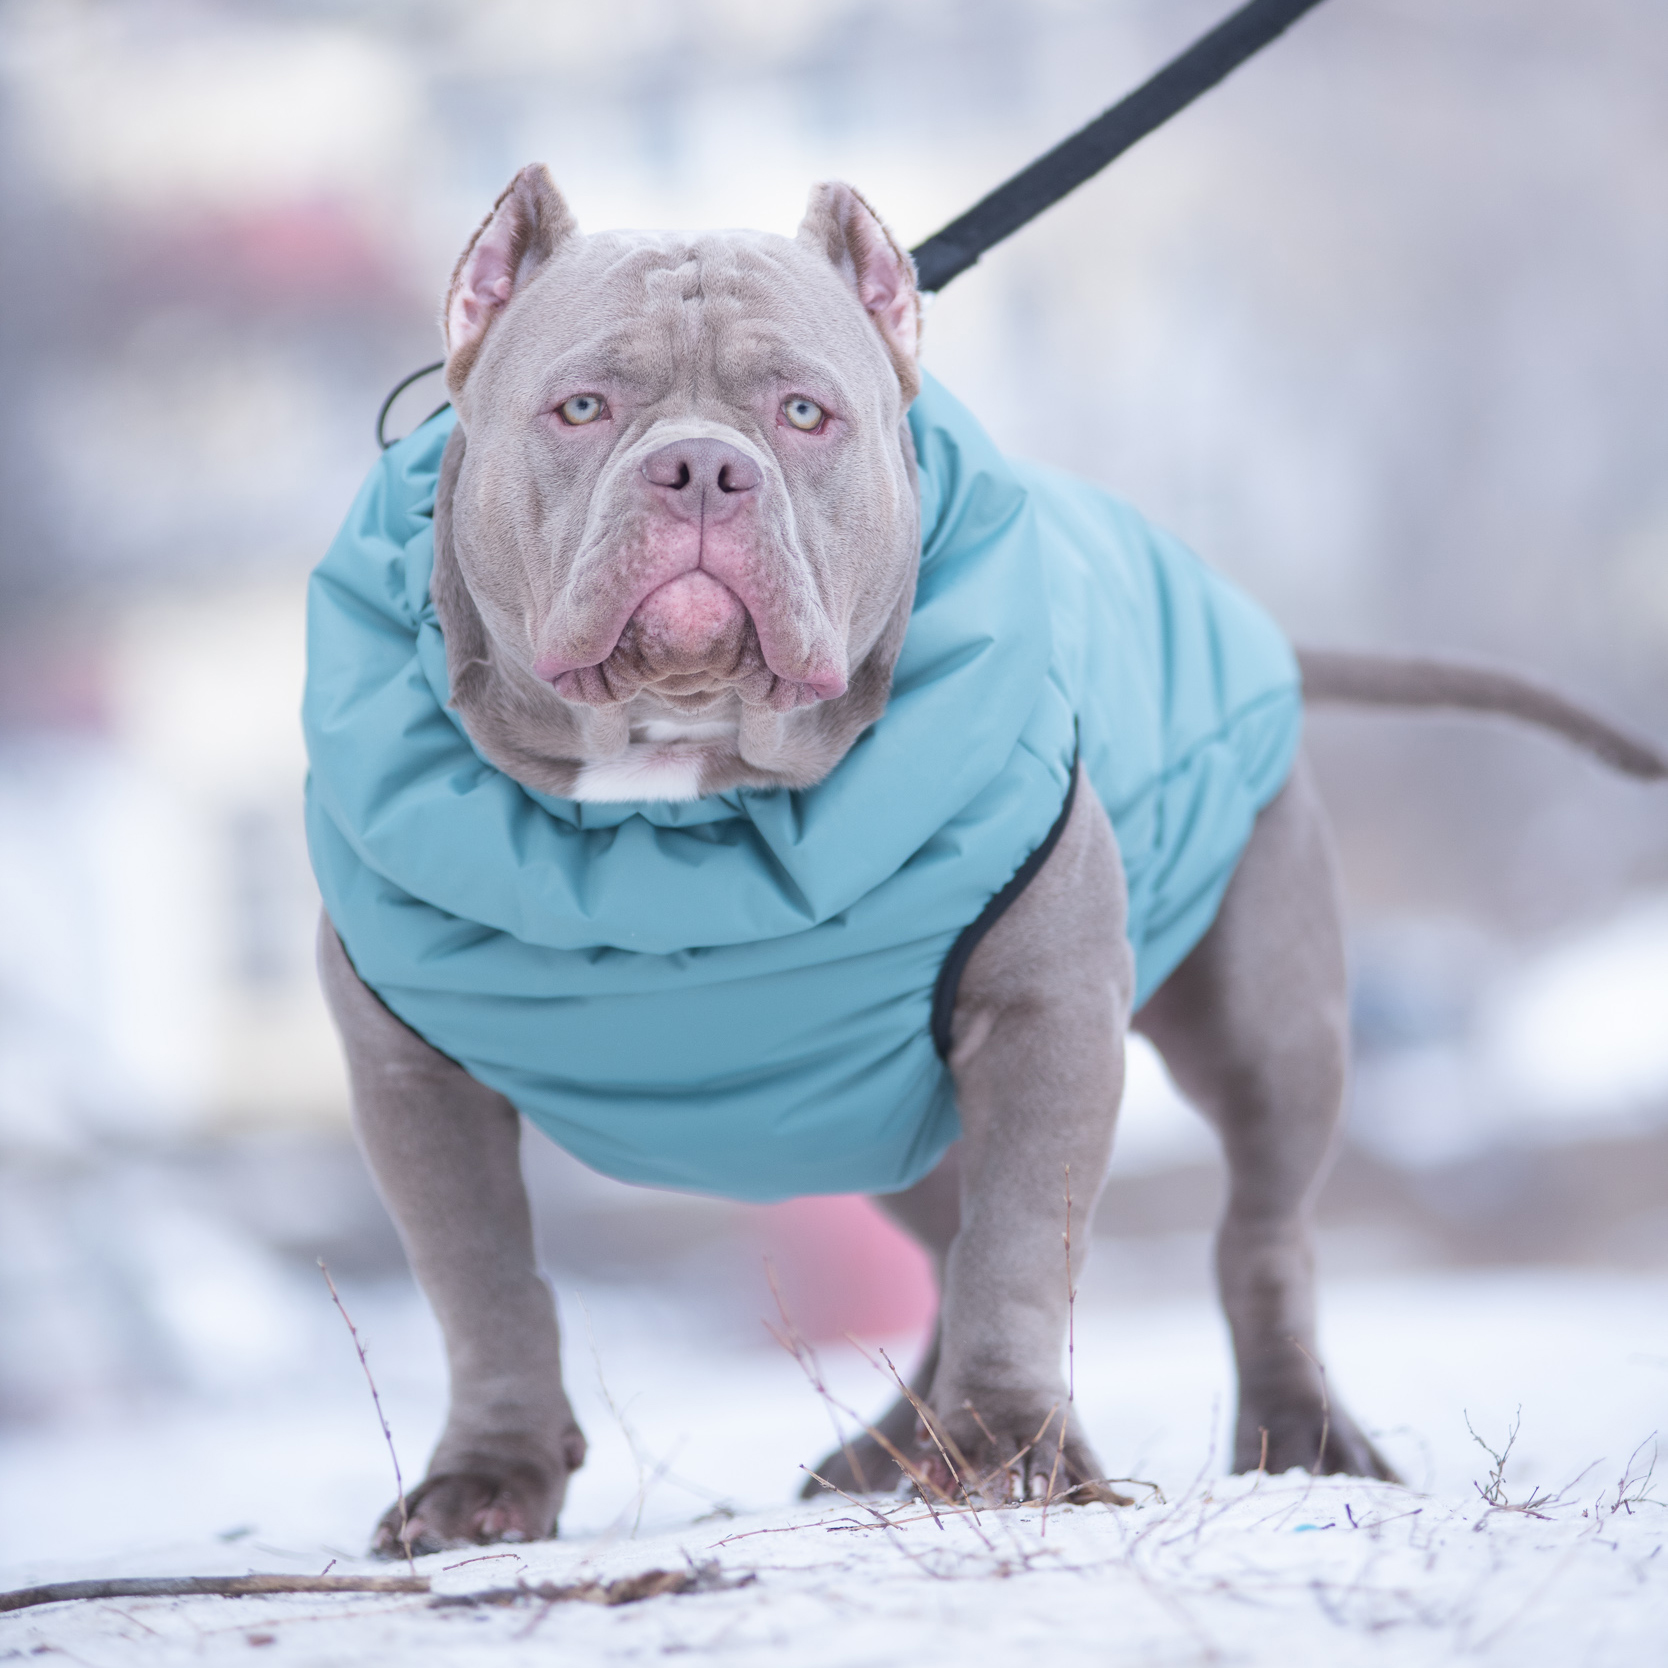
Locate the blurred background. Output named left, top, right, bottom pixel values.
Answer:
left=0, top=0, right=1664, bottom=1557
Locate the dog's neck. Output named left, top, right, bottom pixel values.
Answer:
left=568, top=708, right=742, bottom=803
left=430, top=428, right=916, bottom=804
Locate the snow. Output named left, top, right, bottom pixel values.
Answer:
left=1101, top=1036, right=1219, bottom=1176
left=1480, top=891, right=1668, bottom=1128
left=3, top=1265, right=1663, bottom=1664
left=1348, top=895, right=1668, bottom=1170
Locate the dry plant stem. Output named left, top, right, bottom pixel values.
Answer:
left=1606, top=1434, right=1660, bottom=1516
left=710, top=1514, right=878, bottom=1548
left=800, top=1467, right=913, bottom=1534
left=1466, top=1406, right=1519, bottom=1506
left=871, top=1345, right=999, bottom=1553
left=1131, top=1395, right=1218, bottom=1553
left=763, top=1260, right=872, bottom=1496
left=579, top=1298, right=652, bottom=1537
left=846, top=1232, right=1088, bottom=1526
left=0, top=1576, right=431, bottom=1614
left=576, top=1303, right=735, bottom=1531
left=870, top=1343, right=984, bottom=1521
left=1012, top=1402, right=1065, bottom=1493
left=515, top=1596, right=560, bottom=1642
left=1286, top=1334, right=1332, bottom=1476
left=1041, top=1408, right=1066, bottom=1534
left=318, top=1260, right=413, bottom=1575
left=962, top=1399, right=1003, bottom=1456
left=443, top=1553, right=523, bottom=1572
left=771, top=1321, right=950, bottom=1527
left=1464, top=1406, right=1558, bottom=1519
left=105, top=1607, right=160, bottom=1638
left=959, top=1395, right=1052, bottom=1523
left=760, top=1270, right=964, bottom=1531
left=1063, top=1162, right=1075, bottom=1405
left=798, top=1469, right=946, bottom=1580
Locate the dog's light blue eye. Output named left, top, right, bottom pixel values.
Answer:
left=783, top=397, right=825, bottom=431
left=558, top=394, right=605, bottom=425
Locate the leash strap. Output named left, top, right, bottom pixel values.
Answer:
left=377, top=0, right=1332, bottom=445
left=909, top=0, right=1331, bottom=292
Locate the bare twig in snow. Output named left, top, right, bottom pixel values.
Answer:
left=1063, top=1162, right=1076, bottom=1405
left=1040, top=1407, right=1066, bottom=1535
left=319, top=1259, right=413, bottom=1574
left=1, top=1575, right=430, bottom=1614
left=763, top=1260, right=877, bottom=1498
left=872, top=1344, right=999, bottom=1551
left=1286, top=1335, right=1331, bottom=1476
left=1604, top=1434, right=1660, bottom=1518
left=875, top=1343, right=976, bottom=1512
left=764, top=1267, right=952, bottom=1526
left=1466, top=1405, right=1523, bottom=1509
left=578, top=1296, right=736, bottom=1536
left=795, top=1469, right=949, bottom=1579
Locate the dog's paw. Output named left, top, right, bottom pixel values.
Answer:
left=371, top=1432, right=586, bottom=1559
left=914, top=1395, right=1130, bottom=1508
left=372, top=1467, right=550, bottom=1558
left=1235, top=1400, right=1400, bottom=1482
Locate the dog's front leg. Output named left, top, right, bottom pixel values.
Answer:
left=318, top=920, right=586, bottom=1556
left=932, top=771, right=1134, bottom=1501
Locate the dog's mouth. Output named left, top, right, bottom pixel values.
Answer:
left=539, top=570, right=847, bottom=712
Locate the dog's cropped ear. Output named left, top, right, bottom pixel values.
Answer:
left=798, top=183, right=921, bottom=402
left=443, top=164, right=577, bottom=397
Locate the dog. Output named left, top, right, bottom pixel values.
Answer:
left=303, top=166, right=1665, bottom=1555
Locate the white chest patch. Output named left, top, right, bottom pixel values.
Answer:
left=571, top=750, right=706, bottom=803
left=568, top=719, right=738, bottom=804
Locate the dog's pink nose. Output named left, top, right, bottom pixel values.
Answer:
left=641, top=439, right=761, bottom=516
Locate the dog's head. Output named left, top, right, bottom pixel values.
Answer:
left=432, top=165, right=923, bottom=801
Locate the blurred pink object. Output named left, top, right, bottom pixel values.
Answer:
left=748, top=1194, right=936, bottom=1343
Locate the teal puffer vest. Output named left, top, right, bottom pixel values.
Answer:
left=304, top=375, right=1301, bottom=1202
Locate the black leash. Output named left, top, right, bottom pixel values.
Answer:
left=377, top=0, right=1331, bottom=447
left=910, top=0, right=1331, bottom=292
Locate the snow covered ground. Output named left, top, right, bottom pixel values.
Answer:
left=3, top=1261, right=1663, bottom=1665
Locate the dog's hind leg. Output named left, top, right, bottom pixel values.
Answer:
left=1133, top=756, right=1395, bottom=1479
left=318, top=918, right=587, bottom=1554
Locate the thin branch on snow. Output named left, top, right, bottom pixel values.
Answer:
left=1064, top=1162, right=1076, bottom=1405
left=318, top=1260, right=413, bottom=1575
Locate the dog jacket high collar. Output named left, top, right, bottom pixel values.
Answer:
left=304, top=376, right=1300, bottom=1202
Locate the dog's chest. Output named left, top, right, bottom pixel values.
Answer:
left=569, top=718, right=739, bottom=803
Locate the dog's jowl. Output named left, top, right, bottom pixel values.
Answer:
left=304, top=167, right=1661, bottom=1555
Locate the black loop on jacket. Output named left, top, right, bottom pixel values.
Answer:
left=376, top=360, right=448, bottom=450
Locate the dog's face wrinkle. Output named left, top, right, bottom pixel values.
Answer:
left=435, top=220, right=921, bottom=797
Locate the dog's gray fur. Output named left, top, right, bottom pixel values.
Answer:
left=319, top=166, right=1661, bottom=1554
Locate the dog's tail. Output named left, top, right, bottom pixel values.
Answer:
left=1295, top=648, right=1668, bottom=781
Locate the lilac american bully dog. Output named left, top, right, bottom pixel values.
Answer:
left=304, top=165, right=1665, bottom=1555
